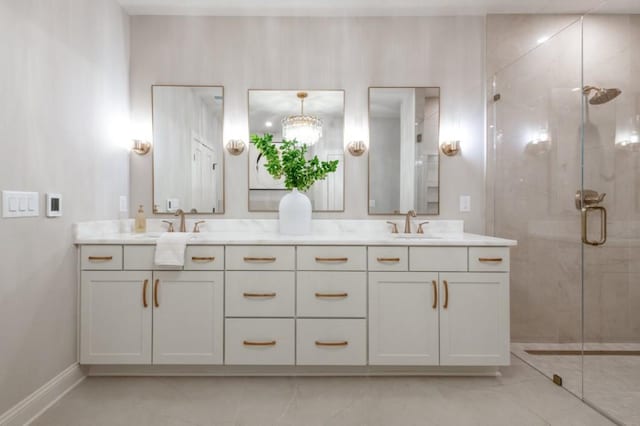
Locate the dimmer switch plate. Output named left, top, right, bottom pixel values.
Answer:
left=2, top=191, right=39, bottom=218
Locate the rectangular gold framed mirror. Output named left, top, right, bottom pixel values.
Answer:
left=152, top=85, right=224, bottom=214
left=368, top=87, right=440, bottom=215
left=247, top=89, right=345, bottom=212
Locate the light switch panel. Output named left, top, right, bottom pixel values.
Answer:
left=459, top=195, right=471, bottom=212
left=2, top=191, right=39, bottom=218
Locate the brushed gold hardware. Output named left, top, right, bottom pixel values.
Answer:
left=443, top=280, right=449, bottom=309
left=243, top=292, right=277, bottom=298
left=153, top=279, right=160, bottom=308
left=243, top=340, right=277, bottom=346
left=315, top=292, right=348, bottom=298
left=440, top=140, right=460, bottom=156
left=432, top=280, right=438, bottom=309
left=132, top=139, right=151, bottom=155
left=191, top=256, right=215, bottom=262
left=417, top=221, right=430, bottom=234
left=88, top=256, right=113, bottom=261
left=315, top=341, right=349, bottom=347
left=575, top=189, right=606, bottom=210
left=161, top=220, right=174, bottom=232
left=478, top=257, right=503, bottom=263
left=226, top=139, right=245, bottom=155
left=347, top=140, right=367, bottom=156
left=315, top=257, right=348, bottom=263
left=174, top=209, right=187, bottom=232
left=142, top=279, right=149, bottom=308
left=386, top=221, right=399, bottom=234
left=553, top=374, right=563, bottom=386
left=193, top=220, right=205, bottom=233
left=243, top=256, right=277, bottom=262
left=377, top=257, right=400, bottom=263
left=404, top=210, right=416, bottom=233
left=581, top=205, right=607, bottom=246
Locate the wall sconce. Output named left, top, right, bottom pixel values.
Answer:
left=347, top=141, right=367, bottom=157
left=132, top=139, right=151, bottom=155
left=440, top=140, right=460, bottom=156
left=226, top=139, right=246, bottom=155
left=616, top=130, right=640, bottom=151
left=525, top=129, right=551, bottom=156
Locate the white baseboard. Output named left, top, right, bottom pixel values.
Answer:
left=0, top=363, right=85, bottom=426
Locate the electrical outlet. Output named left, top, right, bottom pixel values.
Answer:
left=459, top=195, right=471, bottom=212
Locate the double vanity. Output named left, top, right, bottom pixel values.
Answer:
left=76, top=220, right=516, bottom=376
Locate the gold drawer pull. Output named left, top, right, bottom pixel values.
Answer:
left=315, top=257, right=348, bottom=263
left=315, top=341, right=349, bottom=347
left=315, top=292, right=348, bottom=298
left=243, top=340, right=277, bottom=346
left=192, top=256, right=215, bottom=262
left=243, top=292, right=277, bottom=298
left=88, top=256, right=113, bottom=261
left=478, top=257, right=503, bottom=263
left=243, top=257, right=276, bottom=262
left=443, top=280, right=449, bottom=309
left=153, top=279, right=160, bottom=308
left=142, top=279, right=149, bottom=308
left=432, top=280, right=437, bottom=309
left=377, top=257, right=400, bottom=263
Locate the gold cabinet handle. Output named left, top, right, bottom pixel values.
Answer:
left=153, top=279, right=160, bottom=308
left=243, top=292, right=277, bottom=298
left=142, top=279, right=149, bottom=308
left=443, top=280, right=449, bottom=309
left=377, top=257, right=400, bottom=263
left=315, top=341, right=349, bottom=347
left=315, top=257, right=348, bottom=263
left=478, top=257, right=503, bottom=263
left=581, top=205, right=607, bottom=246
left=88, top=256, right=113, bottom=261
left=315, top=292, right=348, bottom=298
left=243, top=340, right=276, bottom=346
left=243, top=257, right=276, bottom=262
left=191, top=256, right=215, bottom=262
left=432, top=280, right=438, bottom=309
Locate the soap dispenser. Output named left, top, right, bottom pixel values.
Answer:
left=134, top=205, right=147, bottom=233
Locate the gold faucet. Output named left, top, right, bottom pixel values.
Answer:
left=174, top=209, right=187, bottom=232
left=404, top=210, right=416, bottom=233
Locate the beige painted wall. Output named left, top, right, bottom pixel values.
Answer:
left=0, top=0, right=130, bottom=414
left=129, top=16, right=487, bottom=233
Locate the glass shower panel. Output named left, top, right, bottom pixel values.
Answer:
left=582, top=12, right=640, bottom=425
left=491, top=20, right=584, bottom=397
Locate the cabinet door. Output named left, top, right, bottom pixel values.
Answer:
left=439, top=273, right=510, bottom=366
left=369, top=272, right=439, bottom=365
left=153, top=271, right=223, bottom=364
left=80, top=271, right=152, bottom=364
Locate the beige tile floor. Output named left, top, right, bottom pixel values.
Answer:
left=32, top=356, right=612, bottom=426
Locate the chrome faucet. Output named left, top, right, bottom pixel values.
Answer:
left=174, top=209, right=187, bottom=232
left=404, top=210, right=416, bottom=233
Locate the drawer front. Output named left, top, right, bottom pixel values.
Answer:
left=409, top=247, right=468, bottom=271
left=81, top=245, right=122, bottom=270
left=226, top=271, right=295, bottom=317
left=226, top=246, right=295, bottom=270
left=225, top=318, right=294, bottom=365
left=297, top=246, right=366, bottom=271
left=469, top=247, right=510, bottom=272
left=123, top=245, right=180, bottom=270
left=368, top=246, right=408, bottom=271
left=296, top=319, right=367, bottom=365
left=185, top=246, right=224, bottom=270
left=297, top=272, right=366, bottom=318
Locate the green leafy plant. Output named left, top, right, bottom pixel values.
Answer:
left=251, top=133, right=339, bottom=192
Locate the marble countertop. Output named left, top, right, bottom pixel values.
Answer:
left=74, top=219, right=517, bottom=247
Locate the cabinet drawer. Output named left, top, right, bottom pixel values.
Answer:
left=297, top=246, right=366, bottom=271
left=226, top=271, right=295, bottom=317
left=226, top=246, right=295, bottom=270
left=81, top=245, right=122, bottom=270
left=368, top=247, right=408, bottom=271
left=225, top=318, right=294, bottom=365
left=185, top=246, right=224, bottom=270
left=468, top=247, right=510, bottom=272
left=297, top=272, right=366, bottom=318
left=296, top=319, right=367, bottom=365
left=409, top=247, right=468, bottom=271
left=123, top=245, right=180, bottom=270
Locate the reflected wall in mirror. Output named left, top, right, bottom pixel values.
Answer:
left=152, top=85, right=224, bottom=214
left=248, top=90, right=345, bottom=211
left=368, top=87, right=440, bottom=215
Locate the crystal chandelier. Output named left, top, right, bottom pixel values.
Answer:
left=281, top=92, right=323, bottom=146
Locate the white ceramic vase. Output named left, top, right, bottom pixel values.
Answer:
left=279, top=188, right=312, bottom=235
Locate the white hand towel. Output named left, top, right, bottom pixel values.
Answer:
left=154, top=233, right=191, bottom=266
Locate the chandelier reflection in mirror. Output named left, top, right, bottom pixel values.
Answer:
left=281, top=92, right=323, bottom=146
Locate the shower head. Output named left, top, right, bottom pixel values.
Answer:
left=582, top=85, right=622, bottom=105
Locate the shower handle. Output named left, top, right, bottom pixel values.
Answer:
left=581, top=205, right=607, bottom=246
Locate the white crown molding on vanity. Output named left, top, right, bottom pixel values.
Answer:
left=74, top=219, right=516, bottom=377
